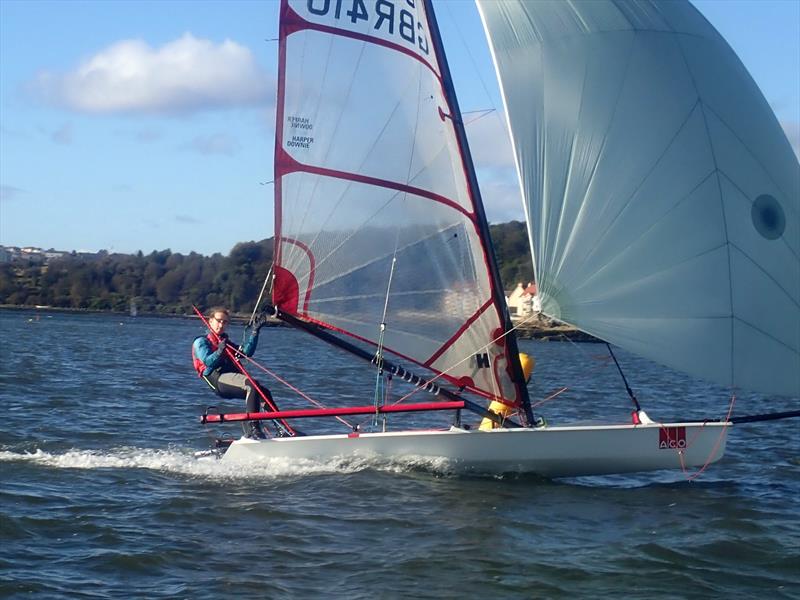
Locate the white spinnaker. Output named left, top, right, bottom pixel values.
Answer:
left=274, top=0, right=521, bottom=404
left=477, top=0, right=800, bottom=397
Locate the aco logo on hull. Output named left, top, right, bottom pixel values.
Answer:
left=659, top=427, right=687, bottom=450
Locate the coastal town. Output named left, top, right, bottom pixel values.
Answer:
left=0, top=245, right=71, bottom=263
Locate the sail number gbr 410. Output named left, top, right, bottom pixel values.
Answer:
left=304, top=0, right=431, bottom=55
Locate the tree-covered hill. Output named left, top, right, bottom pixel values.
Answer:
left=0, top=222, right=533, bottom=314
left=491, top=220, right=534, bottom=288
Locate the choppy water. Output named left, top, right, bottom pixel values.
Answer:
left=1, top=309, right=798, bottom=598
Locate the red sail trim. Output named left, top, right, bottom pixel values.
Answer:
left=201, top=400, right=466, bottom=424
left=281, top=1, right=440, bottom=81
left=276, top=148, right=476, bottom=222
left=274, top=176, right=285, bottom=268
left=424, top=298, right=493, bottom=367
left=275, top=237, right=316, bottom=314
left=424, top=297, right=520, bottom=409
left=273, top=265, right=301, bottom=313
left=492, top=354, right=517, bottom=409
left=294, top=312, right=512, bottom=404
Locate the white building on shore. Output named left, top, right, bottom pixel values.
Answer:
left=506, top=282, right=540, bottom=318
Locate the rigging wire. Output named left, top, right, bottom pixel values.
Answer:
left=462, top=108, right=496, bottom=125
left=441, top=2, right=503, bottom=116
left=249, top=265, right=273, bottom=326
left=380, top=312, right=602, bottom=420
left=605, top=343, right=642, bottom=412
left=373, top=254, right=398, bottom=429
left=389, top=312, right=543, bottom=407
left=368, top=68, right=427, bottom=429
left=238, top=352, right=355, bottom=430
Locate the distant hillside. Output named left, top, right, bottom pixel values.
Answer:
left=489, top=220, right=534, bottom=289
left=0, top=222, right=533, bottom=314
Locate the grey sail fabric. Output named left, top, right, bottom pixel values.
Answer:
left=477, top=0, right=800, bottom=397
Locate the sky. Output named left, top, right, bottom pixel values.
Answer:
left=1, top=0, right=798, bottom=257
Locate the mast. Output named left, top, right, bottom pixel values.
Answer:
left=423, top=0, right=534, bottom=425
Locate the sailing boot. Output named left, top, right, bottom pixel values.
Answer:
left=243, top=386, right=267, bottom=439
left=243, top=420, right=267, bottom=439
left=252, top=421, right=268, bottom=439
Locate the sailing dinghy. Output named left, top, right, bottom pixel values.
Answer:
left=200, top=0, right=798, bottom=477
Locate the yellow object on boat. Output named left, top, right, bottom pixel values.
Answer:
left=519, top=353, right=535, bottom=382
left=479, top=353, right=535, bottom=430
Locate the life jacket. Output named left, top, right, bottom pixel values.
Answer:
left=192, top=333, right=232, bottom=377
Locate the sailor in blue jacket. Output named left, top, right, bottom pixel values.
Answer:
left=192, top=307, right=270, bottom=438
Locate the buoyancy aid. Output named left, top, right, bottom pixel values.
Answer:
left=192, top=333, right=234, bottom=377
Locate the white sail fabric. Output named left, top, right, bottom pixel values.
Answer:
left=477, top=0, right=800, bottom=397
left=273, top=0, right=521, bottom=404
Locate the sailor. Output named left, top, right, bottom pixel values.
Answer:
left=192, top=306, right=271, bottom=439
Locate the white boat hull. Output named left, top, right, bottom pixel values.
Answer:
left=220, top=421, right=729, bottom=478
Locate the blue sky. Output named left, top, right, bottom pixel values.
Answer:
left=1, top=0, right=798, bottom=256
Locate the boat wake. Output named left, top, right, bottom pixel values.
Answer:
left=0, top=446, right=460, bottom=480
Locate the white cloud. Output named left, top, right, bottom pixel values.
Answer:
left=29, top=33, right=272, bottom=115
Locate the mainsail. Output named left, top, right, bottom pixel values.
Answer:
left=478, top=0, right=800, bottom=397
left=273, top=0, right=528, bottom=408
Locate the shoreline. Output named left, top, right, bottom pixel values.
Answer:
left=513, top=324, right=600, bottom=343
left=1, top=304, right=599, bottom=340
left=511, top=316, right=600, bottom=343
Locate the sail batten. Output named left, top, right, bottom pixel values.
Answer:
left=478, top=0, right=800, bottom=398
left=278, top=152, right=478, bottom=220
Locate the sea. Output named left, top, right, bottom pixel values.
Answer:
left=1, top=309, right=798, bottom=599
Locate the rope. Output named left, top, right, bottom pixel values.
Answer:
left=530, top=387, right=569, bottom=409
left=237, top=352, right=354, bottom=430
left=677, top=394, right=735, bottom=481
